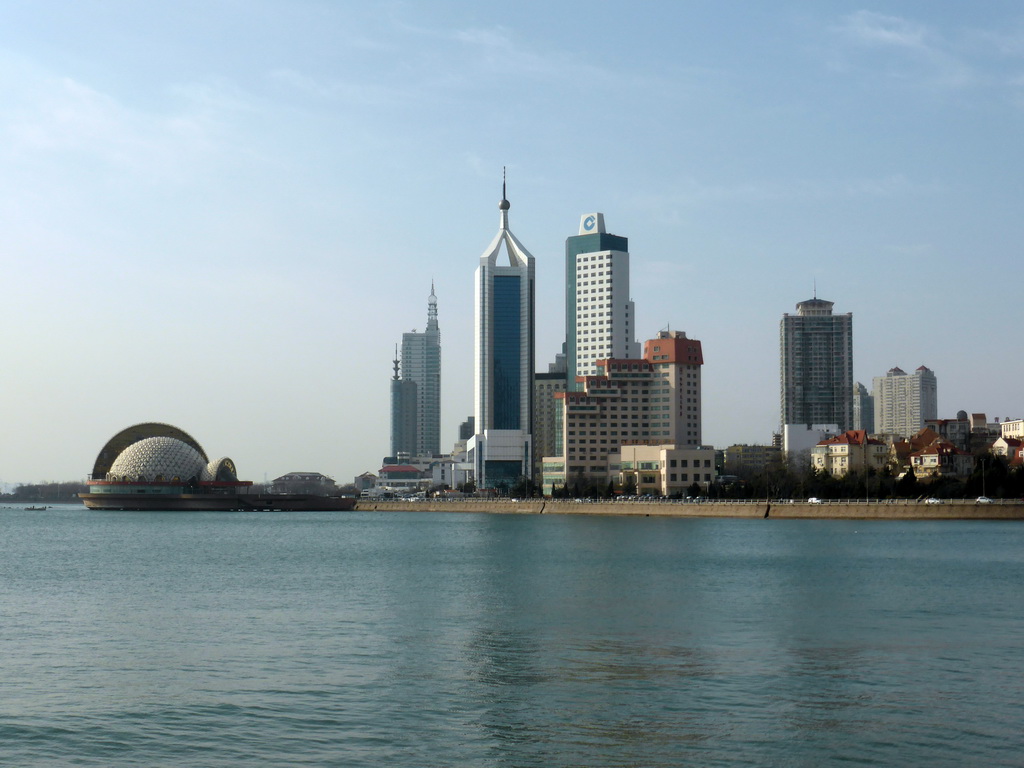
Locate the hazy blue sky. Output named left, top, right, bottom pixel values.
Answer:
left=2, top=1, right=1022, bottom=485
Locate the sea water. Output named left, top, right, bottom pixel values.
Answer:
left=2, top=505, right=1023, bottom=766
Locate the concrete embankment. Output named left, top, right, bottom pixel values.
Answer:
left=354, top=499, right=1024, bottom=520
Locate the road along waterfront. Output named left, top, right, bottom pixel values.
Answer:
left=356, top=498, right=1024, bottom=519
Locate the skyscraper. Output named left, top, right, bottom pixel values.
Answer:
left=565, top=213, right=638, bottom=387
left=467, top=179, right=535, bottom=490
left=389, top=347, right=417, bottom=458
left=873, top=365, right=938, bottom=438
left=853, top=381, right=875, bottom=433
left=780, top=297, right=853, bottom=431
left=400, top=285, right=441, bottom=457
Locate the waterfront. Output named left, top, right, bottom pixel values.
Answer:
left=2, top=505, right=1023, bottom=766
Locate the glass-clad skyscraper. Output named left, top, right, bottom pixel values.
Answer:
left=467, top=182, right=535, bottom=490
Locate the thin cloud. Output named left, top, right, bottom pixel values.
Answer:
left=830, top=10, right=974, bottom=90
left=0, top=60, right=240, bottom=183
left=635, top=174, right=943, bottom=209
left=838, top=11, right=929, bottom=50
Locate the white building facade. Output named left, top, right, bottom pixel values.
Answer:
left=467, top=183, right=536, bottom=491
left=618, top=444, right=718, bottom=496
left=565, top=213, right=639, bottom=387
left=872, top=365, right=938, bottom=439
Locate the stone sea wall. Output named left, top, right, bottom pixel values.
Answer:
left=354, top=499, right=1024, bottom=520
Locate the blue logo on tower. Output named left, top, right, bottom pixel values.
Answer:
left=579, top=213, right=604, bottom=235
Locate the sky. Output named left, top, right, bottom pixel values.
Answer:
left=1, top=1, right=1022, bottom=485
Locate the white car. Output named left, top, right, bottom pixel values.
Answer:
left=976, top=496, right=993, bottom=504
left=925, top=498, right=942, bottom=504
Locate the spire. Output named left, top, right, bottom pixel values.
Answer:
left=392, top=344, right=400, bottom=380
left=427, top=281, right=439, bottom=332
left=498, top=166, right=510, bottom=229
left=479, top=166, right=533, bottom=268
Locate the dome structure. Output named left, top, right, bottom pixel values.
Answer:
left=107, top=436, right=206, bottom=482
left=202, top=457, right=239, bottom=482
left=81, top=421, right=354, bottom=511
left=91, top=422, right=208, bottom=479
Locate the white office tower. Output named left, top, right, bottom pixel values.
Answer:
left=566, top=213, right=639, bottom=387
left=467, top=180, right=536, bottom=491
left=873, top=365, right=938, bottom=438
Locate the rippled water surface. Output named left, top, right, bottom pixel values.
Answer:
left=2, top=506, right=1023, bottom=766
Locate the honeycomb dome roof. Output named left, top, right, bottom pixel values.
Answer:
left=108, top=436, right=206, bottom=482
left=92, top=423, right=208, bottom=479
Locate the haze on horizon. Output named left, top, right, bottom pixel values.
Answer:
left=1, top=1, right=1022, bottom=486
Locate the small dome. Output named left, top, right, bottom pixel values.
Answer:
left=108, top=436, right=206, bottom=482
left=202, top=457, right=238, bottom=482
left=498, top=198, right=510, bottom=210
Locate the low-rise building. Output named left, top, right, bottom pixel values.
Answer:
left=910, top=442, right=973, bottom=479
left=724, top=444, right=784, bottom=476
left=783, top=424, right=841, bottom=458
left=618, top=444, right=717, bottom=496
left=270, top=472, right=336, bottom=495
left=811, top=430, right=889, bottom=477
left=377, top=464, right=429, bottom=494
left=1000, top=419, right=1024, bottom=441
left=924, top=415, right=971, bottom=452
left=353, top=472, right=377, bottom=492
left=969, top=413, right=1000, bottom=453
left=991, top=437, right=1023, bottom=463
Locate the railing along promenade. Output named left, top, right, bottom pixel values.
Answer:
left=354, top=497, right=1024, bottom=520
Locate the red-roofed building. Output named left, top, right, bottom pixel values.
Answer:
left=811, top=430, right=889, bottom=477
left=377, top=464, right=429, bottom=493
left=910, top=442, right=973, bottom=479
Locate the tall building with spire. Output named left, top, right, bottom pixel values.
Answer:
left=399, top=285, right=441, bottom=457
left=389, top=346, right=418, bottom=457
left=565, top=213, right=638, bottom=387
left=780, top=296, right=854, bottom=432
left=467, top=175, right=536, bottom=490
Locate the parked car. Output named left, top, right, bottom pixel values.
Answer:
left=976, top=496, right=993, bottom=504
